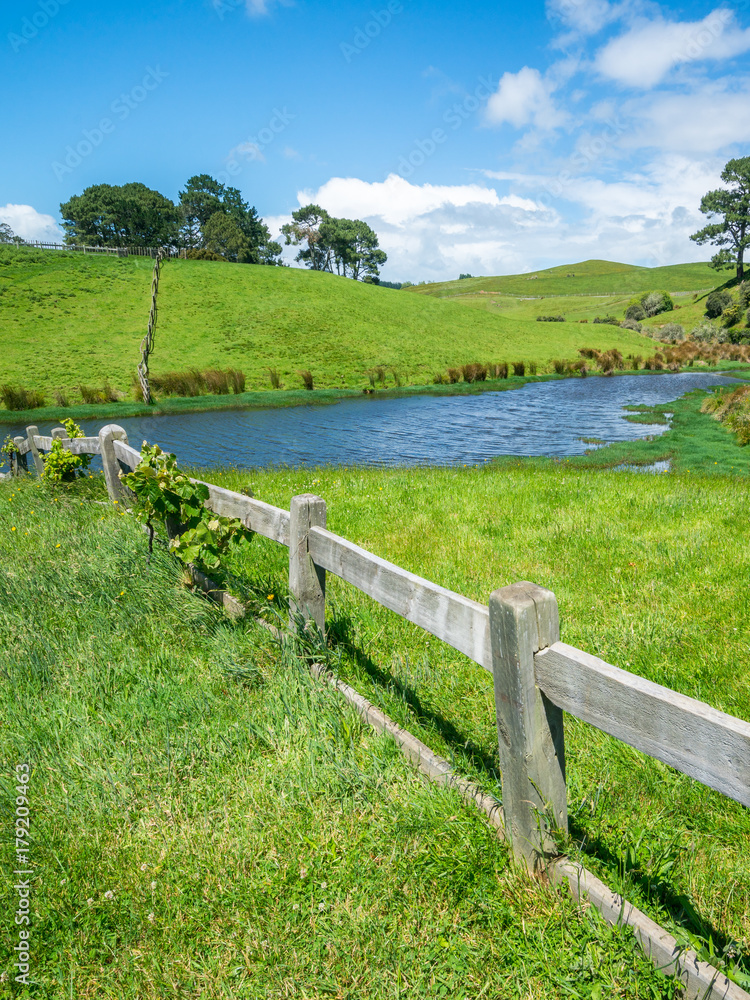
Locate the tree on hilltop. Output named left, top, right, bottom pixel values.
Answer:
left=0, top=222, right=23, bottom=244
left=60, top=183, right=180, bottom=247
left=178, top=175, right=282, bottom=264
left=282, top=204, right=387, bottom=280
left=691, top=156, right=750, bottom=282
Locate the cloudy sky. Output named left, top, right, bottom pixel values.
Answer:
left=1, top=0, right=748, bottom=281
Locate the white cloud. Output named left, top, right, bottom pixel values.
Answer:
left=547, top=0, right=621, bottom=36
left=485, top=67, right=566, bottom=129
left=595, top=9, right=750, bottom=88
left=0, top=204, right=64, bottom=243
left=298, top=174, right=505, bottom=227
left=626, top=85, right=750, bottom=152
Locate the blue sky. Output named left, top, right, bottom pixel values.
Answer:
left=2, top=0, right=749, bottom=280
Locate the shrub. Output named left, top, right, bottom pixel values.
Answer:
left=578, top=348, right=599, bottom=359
left=653, top=323, right=685, bottom=343
left=552, top=359, right=567, bottom=374
left=446, top=367, right=461, bottom=383
left=42, top=419, right=93, bottom=483
left=705, top=289, right=732, bottom=318
left=536, top=315, right=565, bottom=322
left=690, top=320, right=727, bottom=344
left=433, top=373, right=447, bottom=385
left=641, top=290, right=673, bottom=317
left=721, top=303, right=743, bottom=328
left=298, top=369, right=314, bottom=390
left=739, top=282, right=749, bottom=310
left=0, top=384, right=46, bottom=410
left=620, top=319, right=643, bottom=332
left=631, top=354, right=643, bottom=370
left=512, top=361, right=525, bottom=377
left=185, top=248, right=227, bottom=261
left=593, top=315, right=619, bottom=325
left=496, top=362, right=508, bottom=379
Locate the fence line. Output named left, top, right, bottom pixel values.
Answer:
left=7, top=240, right=185, bottom=259
left=9, top=425, right=750, bottom=1000
left=137, top=250, right=167, bottom=403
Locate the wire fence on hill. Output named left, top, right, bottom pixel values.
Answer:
left=6, top=240, right=185, bottom=259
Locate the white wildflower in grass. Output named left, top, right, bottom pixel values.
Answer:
left=86, top=898, right=94, bottom=907
left=147, top=912, right=155, bottom=923
left=140, top=863, right=148, bottom=871
left=292, top=903, right=299, bottom=911
left=320, top=881, right=327, bottom=890
left=318, top=902, right=325, bottom=911
left=150, top=881, right=157, bottom=890
left=104, top=890, right=114, bottom=900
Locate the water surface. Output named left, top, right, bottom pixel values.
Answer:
left=14, top=372, right=739, bottom=469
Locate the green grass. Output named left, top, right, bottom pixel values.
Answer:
left=0, top=475, right=683, bottom=998
left=0, top=248, right=661, bottom=405
left=410, top=259, right=722, bottom=299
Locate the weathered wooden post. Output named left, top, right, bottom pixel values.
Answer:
left=289, top=494, right=326, bottom=636
left=25, top=426, right=44, bottom=476
left=98, top=424, right=131, bottom=503
left=51, top=426, right=69, bottom=441
left=11, top=437, right=27, bottom=476
left=489, top=581, right=567, bottom=871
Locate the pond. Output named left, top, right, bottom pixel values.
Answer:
left=12, top=372, right=742, bottom=469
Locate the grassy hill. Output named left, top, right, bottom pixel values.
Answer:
left=0, top=248, right=665, bottom=404
left=408, top=259, right=720, bottom=299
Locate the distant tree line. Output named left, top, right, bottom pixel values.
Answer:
left=57, top=181, right=389, bottom=280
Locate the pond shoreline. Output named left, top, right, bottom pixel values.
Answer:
left=2, top=363, right=749, bottom=426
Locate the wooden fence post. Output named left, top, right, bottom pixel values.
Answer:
left=289, top=494, right=326, bottom=636
left=489, top=581, right=567, bottom=871
left=25, top=426, right=44, bottom=476
left=51, top=426, right=68, bottom=441
left=11, top=437, right=27, bottom=476
left=98, top=425, right=131, bottom=503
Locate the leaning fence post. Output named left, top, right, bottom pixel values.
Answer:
left=25, top=426, right=44, bottom=476
left=51, top=426, right=68, bottom=441
left=98, top=424, right=131, bottom=503
left=489, top=581, right=567, bottom=872
left=11, top=437, right=27, bottom=476
left=289, top=494, right=326, bottom=636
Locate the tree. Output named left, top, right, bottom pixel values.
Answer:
left=203, top=212, right=250, bottom=262
left=60, top=183, right=180, bottom=248
left=179, top=175, right=282, bottom=264
left=282, top=204, right=387, bottom=280
left=280, top=204, right=332, bottom=269
left=691, top=157, right=750, bottom=282
left=0, top=222, right=22, bottom=244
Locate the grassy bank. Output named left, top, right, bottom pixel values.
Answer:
left=0, top=475, right=679, bottom=998
left=0, top=247, right=660, bottom=404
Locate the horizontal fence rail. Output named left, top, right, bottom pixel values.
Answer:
left=536, top=642, right=750, bottom=808
left=9, top=240, right=185, bottom=258
left=10, top=422, right=749, bottom=1000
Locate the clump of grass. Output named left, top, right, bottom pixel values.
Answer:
left=496, top=362, right=508, bottom=379
left=298, top=369, right=314, bottom=390
left=512, top=361, right=525, bottom=377
left=267, top=368, right=282, bottom=390
left=446, top=367, right=461, bottom=384
left=204, top=368, right=230, bottom=395
left=149, top=367, right=247, bottom=398
left=461, top=363, right=487, bottom=383
left=373, top=365, right=387, bottom=387
left=701, top=384, right=750, bottom=444
left=53, top=388, right=70, bottom=407
left=391, top=368, right=402, bottom=387
left=0, top=384, right=46, bottom=410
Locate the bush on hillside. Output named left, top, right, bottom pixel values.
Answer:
left=642, top=290, right=674, bottom=317
left=620, top=318, right=643, bottom=332
left=705, top=289, right=732, bottom=318
left=593, top=315, right=619, bottom=325
left=625, top=303, right=646, bottom=321
left=536, top=315, right=565, bottom=322
left=652, top=323, right=685, bottom=343
left=721, top=303, right=743, bottom=328
left=690, top=320, right=727, bottom=344
left=186, top=248, right=228, bottom=262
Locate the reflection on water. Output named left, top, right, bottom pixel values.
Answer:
left=11, top=372, right=741, bottom=469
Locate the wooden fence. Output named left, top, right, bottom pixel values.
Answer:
left=8, top=423, right=750, bottom=1000
left=7, top=240, right=185, bottom=259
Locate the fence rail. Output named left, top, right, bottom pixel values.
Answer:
left=10, top=423, right=750, bottom=1000
left=7, top=240, right=185, bottom=259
